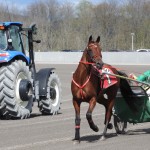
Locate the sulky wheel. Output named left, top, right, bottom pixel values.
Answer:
left=113, top=115, right=127, bottom=134
left=39, top=73, right=61, bottom=115
left=3, top=60, right=33, bottom=119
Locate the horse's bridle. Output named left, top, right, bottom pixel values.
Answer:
left=86, top=43, right=103, bottom=69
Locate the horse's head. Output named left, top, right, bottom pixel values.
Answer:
left=84, top=35, right=103, bottom=69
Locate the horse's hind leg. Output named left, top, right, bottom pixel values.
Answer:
left=101, top=99, right=114, bottom=140
left=86, top=98, right=99, bottom=132
left=73, top=99, right=81, bottom=143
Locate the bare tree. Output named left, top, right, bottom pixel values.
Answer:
left=0, top=0, right=149, bottom=51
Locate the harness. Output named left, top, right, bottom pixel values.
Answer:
left=72, top=63, right=118, bottom=99
left=72, top=72, right=91, bottom=99
left=72, top=43, right=103, bottom=99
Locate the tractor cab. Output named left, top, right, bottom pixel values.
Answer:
left=0, top=22, right=25, bottom=52
left=0, top=22, right=40, bottom=64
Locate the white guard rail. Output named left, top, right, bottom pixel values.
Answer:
left=35, top=52, right=150, bottom=65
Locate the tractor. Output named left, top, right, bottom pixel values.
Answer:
left=0, top=22, right=61, bottom=119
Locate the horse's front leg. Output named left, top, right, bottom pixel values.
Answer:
left=101, top=99, right=114, bottom=141
left=73, top=99, right=81, bottom=143
left=86, top=97, right=99, bottom=132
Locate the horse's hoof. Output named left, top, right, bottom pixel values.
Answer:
left=91, top=125, right=99, bottom=132
left=100, top=136, right=106, bottom=141
left=107, top=123, right=113, bottom=129
left=73, top=139, right=80, bottom=144
left=93, top=125, right=99, bottom=132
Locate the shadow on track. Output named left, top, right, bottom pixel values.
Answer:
left=30, top=112, right=62, bottom=118
left=126, top=128, right=150, bottom=135
left=80, top=133, right=117, bottom=143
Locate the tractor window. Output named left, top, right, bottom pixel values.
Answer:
left=9, top=26, right=22, bottom=52
left=0, top=30, right=7, bottom=50
left=21, top=32, right=29, bottom=56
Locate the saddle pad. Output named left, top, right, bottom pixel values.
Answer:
left=100, top=67, right=118, bottom=89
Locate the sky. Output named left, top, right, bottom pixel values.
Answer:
left=1, top=0, right=102, bottom=10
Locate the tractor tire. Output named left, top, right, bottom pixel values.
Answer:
left=114, top=115, right=127, bottom=134
left=3, top=60, right=33, bottom=119
left=39, top=73, right=61, bottom=115
left=0, top=66, right=7, bottom=118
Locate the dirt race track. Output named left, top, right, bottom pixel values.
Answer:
left=0, top=64, right=150, bottom=150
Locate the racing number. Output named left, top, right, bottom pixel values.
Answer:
left=103, top=68, right=111, bottom=84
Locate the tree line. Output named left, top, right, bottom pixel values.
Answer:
left=0, top=0, right=150, bottom=51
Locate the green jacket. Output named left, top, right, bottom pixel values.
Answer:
left=137, top=70, right=150, bottom=82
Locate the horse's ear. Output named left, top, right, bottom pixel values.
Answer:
left=89, top=35, right=92, bottom=43
left=96, top=36, right=100, bottom=43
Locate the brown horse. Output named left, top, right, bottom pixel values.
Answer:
left=71, top=35, right=138, bottom=143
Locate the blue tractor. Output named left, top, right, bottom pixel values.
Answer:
left=0, top=22, right=61, bottom=119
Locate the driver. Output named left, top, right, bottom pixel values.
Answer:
left=129, top=70, right=150, bottom=83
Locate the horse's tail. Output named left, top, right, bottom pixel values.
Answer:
left=117, top=71, right=138, bottom=112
